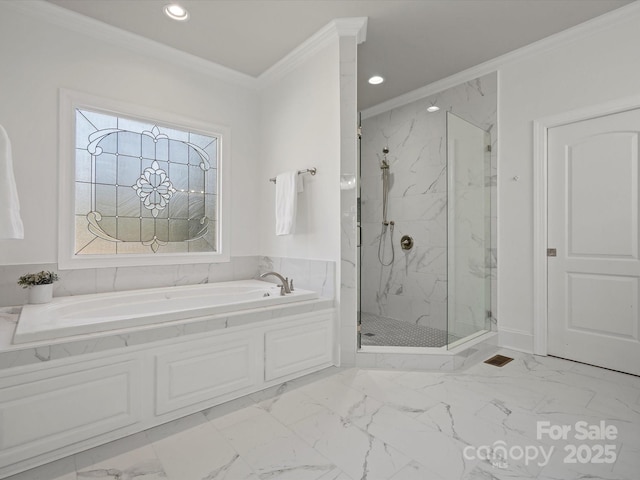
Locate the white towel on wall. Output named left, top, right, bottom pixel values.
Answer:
left=275, top=171, right=303, bottom=235
left=0, top=124, right=24, bottom=239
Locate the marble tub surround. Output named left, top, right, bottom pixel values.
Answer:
left=0, top=297, right=333, bottom=370
left=0, top=255, right=335, bottom=368
left=0, top=256, right=261, bottom=308
left=0, top=310, right=18, bottom=352
left=360, top=73, right=497, bottom=338
left=13, top=280, right=319, bottom=344
left=258, top=256, right=335, bottom=300
left=7, top=350, right=640, bottom=480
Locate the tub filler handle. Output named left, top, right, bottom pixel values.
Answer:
left=259, top=271, right=292, bottom=294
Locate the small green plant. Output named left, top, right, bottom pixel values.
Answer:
left=17, top=271, right=59, bottom=288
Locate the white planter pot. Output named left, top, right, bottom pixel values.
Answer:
left=29, top=284, right=53, bottom=304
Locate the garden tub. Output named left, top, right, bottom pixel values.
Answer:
left=13, top=279, right=318, bottom=344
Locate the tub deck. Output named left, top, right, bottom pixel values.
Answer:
left=13, top=279, right=318, bottom=344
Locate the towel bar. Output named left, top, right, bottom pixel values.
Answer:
left=269, top=168, right=317, bottom=183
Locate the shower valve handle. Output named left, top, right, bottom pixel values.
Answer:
left=400, top=235, right=414, bottom=250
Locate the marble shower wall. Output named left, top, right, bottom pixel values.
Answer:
left=360, top=72, right=497, bottom=333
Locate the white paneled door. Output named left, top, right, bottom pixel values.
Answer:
left=548, top=108, right=640, bottom=376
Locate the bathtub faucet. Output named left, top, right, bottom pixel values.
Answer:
left=259, top=272, right=292, bottom=295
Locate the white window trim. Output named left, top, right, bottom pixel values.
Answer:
left=58, top=88, right=231, bottom=269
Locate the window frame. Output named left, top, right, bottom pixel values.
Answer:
left=58, top=89, right=230, bottom=269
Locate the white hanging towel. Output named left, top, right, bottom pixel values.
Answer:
left=275, top=171, right=304, bottom=235
left=0, top=124, right=24, bottom=239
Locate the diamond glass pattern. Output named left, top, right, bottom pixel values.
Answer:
left=74, top=109, right=218, bottom=255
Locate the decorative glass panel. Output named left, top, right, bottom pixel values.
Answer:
left=74, top=108, right=218, bottom=255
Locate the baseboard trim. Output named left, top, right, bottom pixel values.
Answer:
left=498, top=327, right=534, bottom=353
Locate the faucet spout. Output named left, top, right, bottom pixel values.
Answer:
left=259, top=271, right=291, bottom=294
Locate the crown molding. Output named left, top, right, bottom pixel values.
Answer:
left=362, top=1, right=640, bottom=118
left=7, top=2, right=367, bottom=91
left=258, top=17, right=367, bottom=87
left=361, top=62, right=499, bottom=119
left=5, top=0, right=258, bottom=90
left=333, top=17, right=368, bottom=44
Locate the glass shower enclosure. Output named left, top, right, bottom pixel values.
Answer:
left=358, top=73, right=496, bottom=351
left=446, top=112, right=492, bottom=347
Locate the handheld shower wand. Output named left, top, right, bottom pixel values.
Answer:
left=378, top=147, right=395, bottom=266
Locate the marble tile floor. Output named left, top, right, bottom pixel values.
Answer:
left=360, top=312, right=459, bottom=348
left=6, top=349, right=640, bottom=480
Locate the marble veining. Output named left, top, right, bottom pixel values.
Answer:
left=0, top=256, right=260, bottom=309
left=13, top=280, right=320, bottom=344
left=360, top=72, right=497, bottom=342
left=0, top=297, right=333, bottom=370
left=0, top=256, right=335, bottom=310
left=0, top=255, right=335, bottom=368
left=258, top=256, right=335, bottom=299
left=7, top=350, right=639, bottom=480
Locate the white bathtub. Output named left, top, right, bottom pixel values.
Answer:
left=13, top=279, right=318, bottom=344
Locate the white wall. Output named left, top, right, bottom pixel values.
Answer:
left=0, top=3, right=260, bottom=267
left=498, top=5, right=640, bottom=350
left=258, top=42, right=341, bottom=262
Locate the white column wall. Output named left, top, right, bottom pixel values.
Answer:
left=257, top=43, right=341, bottom=263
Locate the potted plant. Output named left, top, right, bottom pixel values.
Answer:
left=17, top=270, right=59, bottom=304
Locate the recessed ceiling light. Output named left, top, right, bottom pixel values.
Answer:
left=164, top=4, right=189, bottom=21
left=427, top=105, right=440, bottom=113
left=368, top=75, right=384, bottom=85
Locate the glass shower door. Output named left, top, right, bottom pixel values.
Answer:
left=446, top=112, right=492, bottom=347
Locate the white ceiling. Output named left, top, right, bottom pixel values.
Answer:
left=46, top=0, right=632, bottom=110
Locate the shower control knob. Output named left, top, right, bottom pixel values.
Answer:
left=400, top=235, right=414, bottom=251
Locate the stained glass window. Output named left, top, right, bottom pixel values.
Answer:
left=73, top=108, right=218, bottom=255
